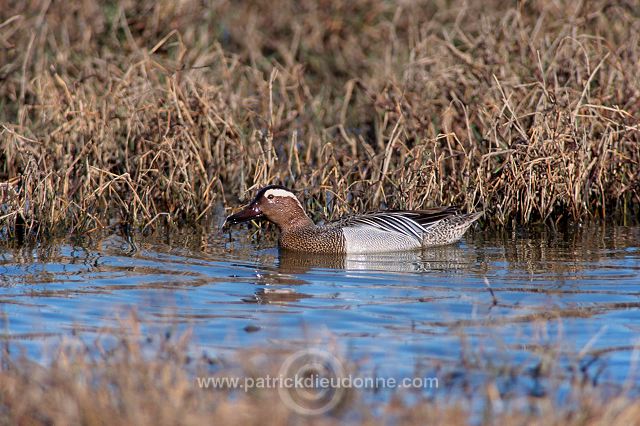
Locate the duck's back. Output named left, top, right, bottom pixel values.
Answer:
left=337, top=208, right=481, bottom=254
left=278, top=209, right=482, bottom=255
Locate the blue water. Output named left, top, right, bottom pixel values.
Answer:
left=1, top=225, right=639, bottom=399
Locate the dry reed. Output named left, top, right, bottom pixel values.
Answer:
left=1, top=316, right=639, bottom=425
left=0, top=0, right=638, bottom=241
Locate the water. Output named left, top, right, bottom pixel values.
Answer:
left=1, top=225, right=639, bottom=401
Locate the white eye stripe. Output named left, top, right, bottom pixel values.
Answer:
left=264, top=188, right=297, bottom=199
left=263, top=188, right=303, bottom=209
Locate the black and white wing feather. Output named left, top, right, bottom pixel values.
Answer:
left=334, top=207, right=460, bottom=241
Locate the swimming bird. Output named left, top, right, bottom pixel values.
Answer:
left=224, top=185, right=482, bottom=254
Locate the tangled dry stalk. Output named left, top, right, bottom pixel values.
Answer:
left=1, top=316, right=639, bottom=426
left=1, top=0, right=639, bottom=241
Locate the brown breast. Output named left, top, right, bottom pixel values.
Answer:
left=279, top=226, right=346, bottom=254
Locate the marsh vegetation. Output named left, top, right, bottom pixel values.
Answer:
left=1, top=0, right=640, bottom=424
left=1, top=0, right=638, bottom=242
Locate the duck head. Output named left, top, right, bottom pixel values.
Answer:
left=224, top=185, right=313, bottom=231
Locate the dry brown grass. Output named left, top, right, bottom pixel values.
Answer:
left=1, top=317, right=639, bottom=426
left=1, top=0, right=639, bottom=241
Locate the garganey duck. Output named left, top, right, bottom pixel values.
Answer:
left=224, top=185, right=482, bottom=254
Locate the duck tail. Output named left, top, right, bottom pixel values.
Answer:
left=422, top=210, right=483, bottom=246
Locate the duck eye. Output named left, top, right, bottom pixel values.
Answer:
left=267, top=194, right=274, bottom=200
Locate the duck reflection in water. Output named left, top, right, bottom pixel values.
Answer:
left=242, top=244, right=474, bottom=305
left=277, top=244, right=474, bottom=274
